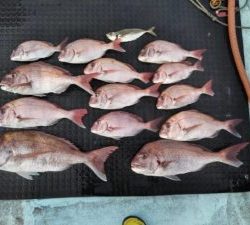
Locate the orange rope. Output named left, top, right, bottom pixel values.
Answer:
left=228, top=0, right=250, bottom=101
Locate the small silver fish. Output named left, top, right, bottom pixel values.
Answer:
left=152, top=61, right=204, bottom=84
left=11, top=38, right=68, bottom=62
left=91, top=111, right=163, bottom=139
left=138, top=40, right=207, bottom=64
left=0, top=62, right=93, bottom=95
left=0, top=97, right=87, bottom=128
left=131, top=139, right=249, bottom=181
left=0, top=131, right=118, bottom=181
left=159, top=110, right=242, bottom=141
left=58, top=39, right=125, bottom=64
left=157, top=80, right=214, bottom=110
left=89, top=83, right=160, bottom=109
left=106, top=26, right=157, bottom=42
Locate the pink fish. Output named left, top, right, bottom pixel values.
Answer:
left=11, top=38, right=68, bottom=62
left=157, top=80, right=214, bottom=110
left=159, top=110, right=242, bottom=141
left=131, top=139, right=249, bottom=181
left=153, top=61, right=204, bottom=84
left=0, top=130, right=118, bottom=181
left=91, top=111, right=163, bottom=139
left=58, top=39, right=125, bottom=64
left=0, top=62, right=93, bottom=95
left=138, top=40, right=206, bottom=64
left=89, top=83, right=160, bottom=109
left=0, top=97, right=87, bottom=128
left=83, top=58, right=153, bottom=83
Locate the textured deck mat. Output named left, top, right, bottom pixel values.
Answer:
left=0, top=0, right=249, bottom=199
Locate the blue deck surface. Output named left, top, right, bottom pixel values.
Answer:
left=1, top=1, right=250, bottom=224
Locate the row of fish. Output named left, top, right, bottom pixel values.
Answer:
left=0, top=130, right=247, bottom=181
left=0, top=59, right=207, bottom=110
left=11, top=35, right=206, bottom=65
left=0, top=96, right=242, bottom=142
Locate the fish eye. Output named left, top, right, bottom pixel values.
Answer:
left=165, top=122, right=171, bottom=129
left=140, top=153, right=147, bottom=160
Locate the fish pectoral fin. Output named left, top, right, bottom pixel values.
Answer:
left=16, top=116, right=36, bottom=121
left=183, top=124, right=202, bottom=134
left=167, top=71, right=179, bottom=78
left=164, top=175, right=181, bottom=181
left=173, top=95, right=186, bottom=102
left=17, top=172, right=39, bottom=180
left=107, top=126, right=120, bottom=132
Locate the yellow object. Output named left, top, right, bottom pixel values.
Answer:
left=210, top=0, right=222, bottom=9
left=122, top=216, right=146, bottom=225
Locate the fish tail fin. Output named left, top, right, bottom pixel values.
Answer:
left=190, top=49, right=207, bottom=61
left=138, top=72, right=154, bottom=83
left=224, top=119, right=243, bottom=138
left=68, top=108, right=88, bottom=128
left=74, top=74, right=95, bottom=95
left=84, top=146, right=118, bottom=181
left=110, top=38, right=126, bottom=52
left=145, top=117, right=164, bottom=132
left=202, top=80, right=214, bottom=96
left=218, top=142, right=249, bottom=167
left=144, top=83, right=160, bottom=97
left=147, top=26, right=157, bottom=36
left=55, top=37, right=69, bottom=52
left=193, top=60, right=204, bottom=72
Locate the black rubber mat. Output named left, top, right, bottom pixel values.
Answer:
left=0, top=0, right=249, bottom=199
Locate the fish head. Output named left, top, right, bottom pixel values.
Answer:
left=58, top=48, right=75, bottom=62
left=156, top=95, right=171, bottom=109
left=131, top=150, right=159, bottom=176
left=10, top=46, right=25, bottom=61
left=152, top=71, right=166, bottom=83
left=0, top=106, right=13, bottom=125
left=138, top=47, right=156, bottom=62
left=0, top=136, right=13, bottom=166
left=84, top=61, right=99, bottom=74
left=106, top=32, right=117, bottom=41
left=0, top=72, right=28, bottom=91
left=89, top=91, right=107, bottom=108
left=91, top=119, right=108, bottom=134
left=159, top=120, right=180, bottom=139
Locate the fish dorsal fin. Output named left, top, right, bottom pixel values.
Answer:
left=164, top=175, right=181, bottom=181
left=17, top=172, right=39, bottom=180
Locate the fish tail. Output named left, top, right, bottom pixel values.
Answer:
left=144, top=83, right=161, bottom=97
left=74, top=74, right=95, bottom=95
left=201, top=80, right=214, bottom=96
left=68, top=108, right=88, bottom=128
left=84, top=146, right=118, bottom=181
left=55, top=37, right=69, bottom=52
left=218, top=142, right=249, bottom=167
left=223, top=119, right=243, bottom=138
left=145, top=116, right=164, bottom=132
left=110, top=38, right=126, bottom=52
left=193, top=60, right=204, bottom=72
left=190, top=49, right=207, bottom=61
left=147, top=26, right=157, bottom=36
left=138, top=72, right=154, bottom=83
